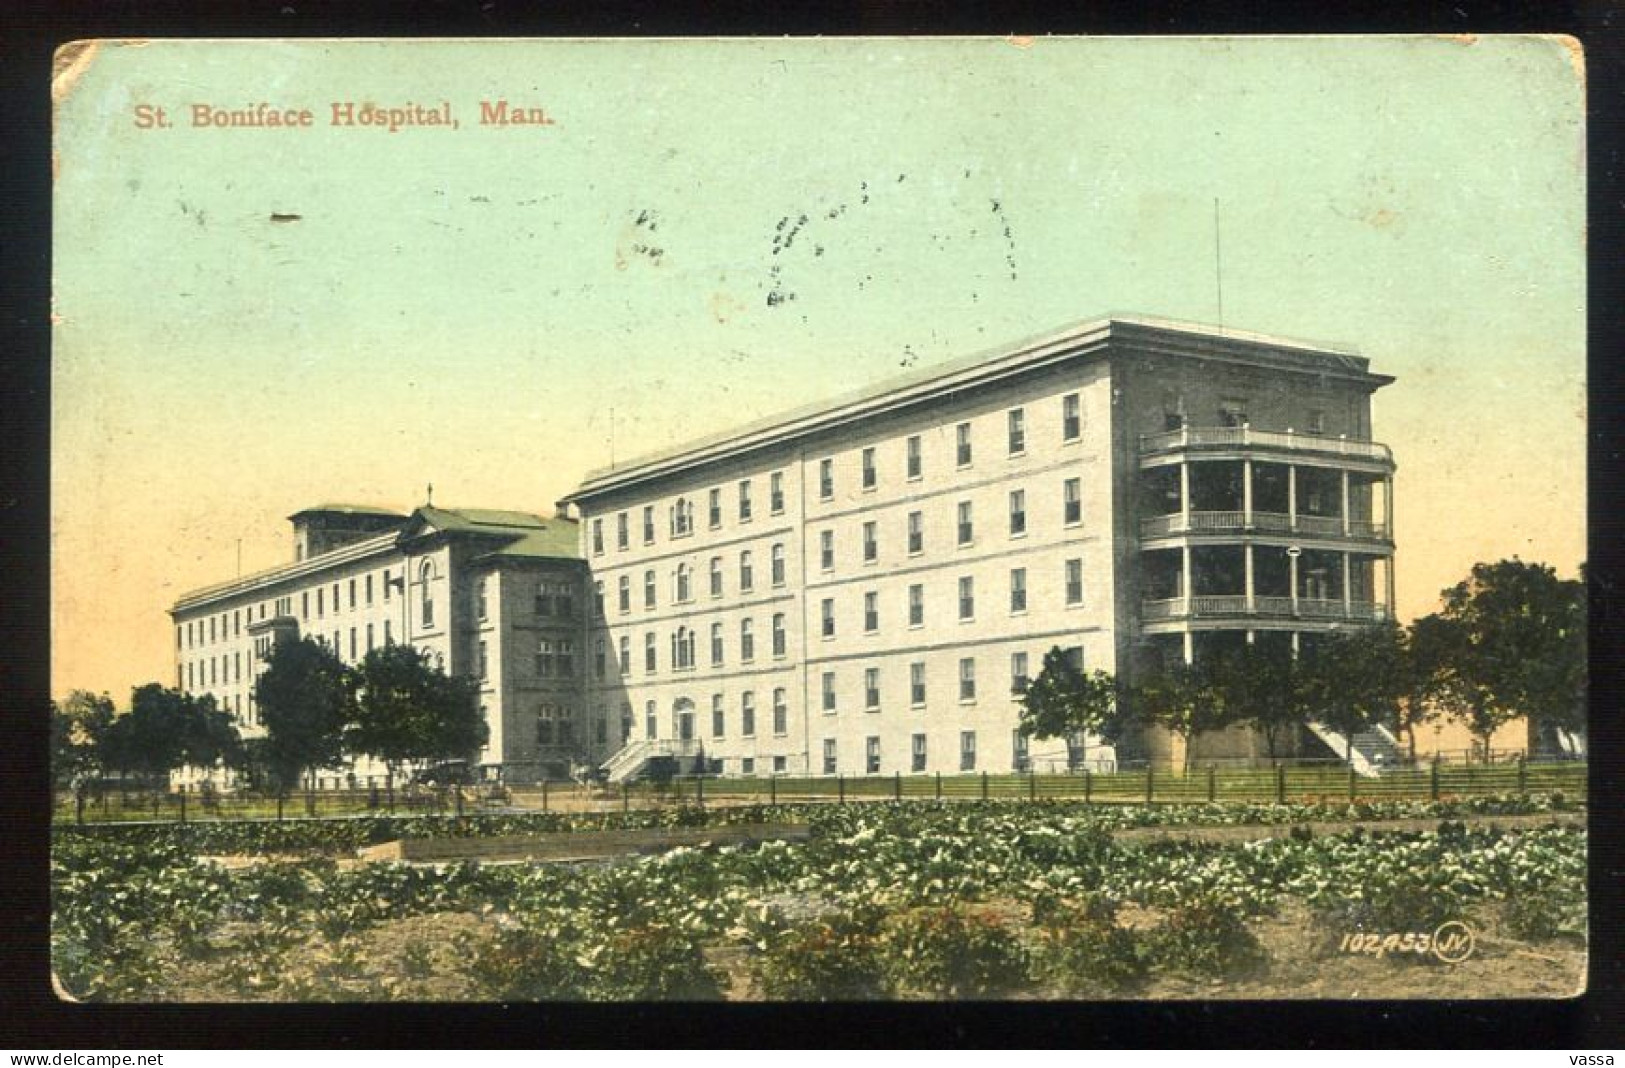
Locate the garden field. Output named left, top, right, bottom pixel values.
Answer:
left=51, top=795, right=1587, bottom=1002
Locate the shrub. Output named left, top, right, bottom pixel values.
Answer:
left=752, top=908, right=890, bottom=1000
left=1033, top=899, right=1148, bottom=996
left=467, top=922, right=589, bottom=1000
left=588, top=922, right=724, bottom=1000
left=1149, top=896, right=1267, bottom=981
left=880, top=906, right=1029, bottom=999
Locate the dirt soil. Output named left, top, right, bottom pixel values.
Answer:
left=1109, top=811, right=1585, bottom=846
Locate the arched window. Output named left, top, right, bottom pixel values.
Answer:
left=419, top=560, right=436, bottom=628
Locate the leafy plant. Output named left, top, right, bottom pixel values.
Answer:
left=879, top=906, right=1029, bottom=999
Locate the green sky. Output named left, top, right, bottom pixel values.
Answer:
left=51, top=36, right=1586, bottom=700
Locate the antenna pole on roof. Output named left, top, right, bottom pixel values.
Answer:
left=427, top=482, right=434, bottom=507
left=1213, top=197, right=1224, bottom=333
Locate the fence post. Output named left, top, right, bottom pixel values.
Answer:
left=1430, top=757, right=1440, bottom=802
left=1348, top=765, right=1357, bottom=803
left=179, top=784, right=187, bottom=824
left=935, top=772, right=942, bottom=800
left=981, top=771, right=989, bottom=802
left=455, top=784, right=465, bottom=820
left=622, top=781, right=630, bottom=813
left=1207, top=765, right=1216, bottom=803
left=277, top=793, right=284, bottom=822
left=838, top=775, right=845, bottom=805
left=1029, top=771, right=1037, bottom=802
left=1517, top=755, right=1527, bottom=798
left=542, top=778, right=549, bottom=812
left=1275, top=763, right=1286, bottom=805
left=697, top=772, right=705, bottom=809
left=1145, top=766, right=1154, bottom=806
left=893, top=771, right=901, bottom=802
left=770, top=775, right=777, bottom=806
left=1084, top=768, right=1092, bottom=806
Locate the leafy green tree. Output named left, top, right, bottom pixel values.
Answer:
left=349, top=643, right=487, bottom=778
left=1017, top=647, right=1124, bottom=769
left=51, top=691, right=114, bottom=792
left=254, top=637, right=354, bottom=792
left=1397, top=613, right=1456, bottom=761
left=100, top=684, right=191, bottom=780
left=178, top=695, right=243, bottom=778
left=1204, top=642, right=1308, bottom=762
left=1299, top=623, right=1408, bottom=765
left=1131, top=660, right=1228, bottom=771
left=1438, top=559, right=1586, bottom=751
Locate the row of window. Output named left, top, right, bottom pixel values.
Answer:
left=594, top=480, right=1086, bottom=619
left=825, top=731, right=996, bottom=774
left=633, top=688, right=793, bottom=742
left=588, top=394, right=1087, bottom=557
left=178, top=569, right=404, bottom=651
left=475, top=578, right=577, bottom=623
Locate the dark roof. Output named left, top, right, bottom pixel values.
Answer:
left=288, top=504, right=407, bottom=521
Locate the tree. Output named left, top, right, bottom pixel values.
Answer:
left=1397, top=613, right=1456, bottom=761
left=1017, top=647, right=1123, bottom=769
left=1299, top=623, right=1408, bottom=765
left=178, top=694, right=244, bottom=779
left=1131, top=659, right=1228, bottom=771
left=1204, top=643, right=1308, bottom=762
left=349, top=643, right=487, bottom=778
left=1437, top=559, right=1586, bottom=753
left=51, top=691, right=114, bottom=792
left=254, top=637, right=354, bottom=792
left=95, top=684, right=243, bottom=784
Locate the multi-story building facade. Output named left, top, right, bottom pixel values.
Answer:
left=169, top=504, right=588, bottom=783
left=558, top=316, right=1397, bottom=777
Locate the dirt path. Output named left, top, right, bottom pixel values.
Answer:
left=1109, top=810, right=1585, bottom=846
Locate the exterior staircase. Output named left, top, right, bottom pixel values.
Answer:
left=1304, top=721, right=1402, bottom=778
left=600, top=738, right=704, bottom=784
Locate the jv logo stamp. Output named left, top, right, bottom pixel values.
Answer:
left=1337, top=921, right=1476, bottom=963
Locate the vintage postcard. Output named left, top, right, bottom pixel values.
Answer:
left=50, top=37, right=1586, bottom=1003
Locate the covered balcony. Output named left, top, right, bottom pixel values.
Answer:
left=1139, top=454, right=1392, bottom=544
left=1139, top=544, right=1392, bottom=627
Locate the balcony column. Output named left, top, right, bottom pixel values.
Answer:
left=1288, top=464, right=1298, bottom=531
left=1181, top=545, right=1193, bottom=615
left=1242, top=459, right=1254, bottom=528
left=1384, top=476, right=1395, bottom=541
left=1289, top=549, right=1300, bottom=615
left=1385, top=556, right=1397, bottom=620
left=1244, top=542, right=1255, bottom=613
left=1182, top=631, right=1194, bottom=665
left=1342, top=552, right=1353, bottom=618
left=1179, top=461, right=1191, bottom=533
left=1341, top=471, right=1351, bottom=536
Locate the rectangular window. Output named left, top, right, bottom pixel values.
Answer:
left=959, top=657, right=977, bottom=702
left=301, top=591, right=309, bottom=618
left=384, top=620, right=393, bottom=645
left=1063, top=393, right=1081, bottom=441
left=823, top=739, right=838, bottom=775
left=822, top=671, right=837, bottom=712
left=1011, top=651, right=1031, bottom=695
left=740, top=551, right=755, bottom=592
left=1013, top=729, right=1030, bottom=772
left=956, top=422, right=972, bottom=467
left=557, top=640, right=575, bottom=678
left=712, top=694, right=725, bottom=738
left=644, top=570, right=656, bottom=609
left=741, top=757, right=756, bottom=776
left=1066, top=558, right=1084, bottom=606
left=349, top=579, right=357, bottom=609
left=774, top=755, right=787, bottom=774
left=711, top=623, right=724, bottom=666
left=477, top=579, right=489, bottom=620
left=819, top=458, right=834, bottom=500
left=349, top=628, right=357, bottom=661
left=912, top=733, right=927, bottom=773
left=770, top=471, right=785, bottom=514
left=642, top=506, right=655, bottom=545
left=861, top=447, right=877, bottom=489
left=906, top=435, right=922, bottom=480
left=821, top=598, right=836, bottom=639
left=1009, top=489, right=1027, bottom=536
left=618, top=576, right=631, bottom=614
left=1008, top=408, right=1026, bottom=454
left=646, top=701, right=657, bottom=740
left=908, top=584, right=924, bottom=628
left=1010, top=568, right=1028, bottom=613
left=741, top=692, right=756, bottom=737
left=1308, top=409, right=1326, bottom=435
left=820, top=530, right=835, bottom=571
left=617, top=512, right=630, bottom=550
left=771, top=543, right=786, bottom=586
left=772, top=613, right=787, bottom=658
left=958, top=576, right=975, bottom=621
left=478, top=640, right=488, bottom=679
left=592, top=519, right=605, bottom=555
left=619, top=636, right=631, bottom=674
left=317, top=589, right=324, bottom=618
left=707, top=489, right=722, bottom=529
left=738, top=479, right=753, bottom=521
left=960, top=731, right=977, bottom=772
left=709, top=557, right=723, bottom=598
left=594, top=638, right=606, bottom=679
left=772, top=689, right=788, bottom=735
left=536, top=640, right=554, bottom=678
left=907, top=511, right=923, bottom=555
left=740, top=619, right=755, bottom=662
left=866, top=737, right=881, bottom=775
left=1064, top=478, right=1082, bottom=525
left=862, top=521, right=878, bottom=563
left=367, top=624, right=375, bottom=652
left=644, top=632, right=657, bottom=674
left=864, top=667, right=881, bottom=711
left=957, top=501, right=973, bottom=545
left=365, top=574, right=374, bottom=605
left=863, top=591, right=879, bottom=633
left=910, top=661, right=926, bottom=706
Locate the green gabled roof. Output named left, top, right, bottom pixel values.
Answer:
left=408, top=505, right=581, bottom=561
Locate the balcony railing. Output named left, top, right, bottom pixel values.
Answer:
left=1141, top=597, right=1389, bottom=623
left=1139, top=511, right=1389, bottom=540
left=1139, top=426, right=1394, bottom=464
